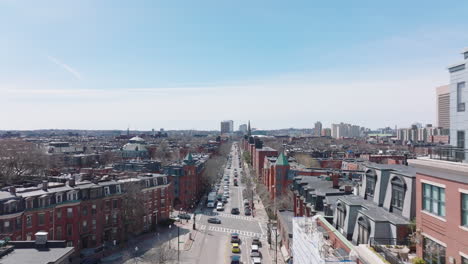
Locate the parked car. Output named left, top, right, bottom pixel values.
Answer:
left=244, top=208, right=251, bottom=215
left=216, top=204, right=224, bottom=211
left=251, top=244, right=260, bottom=254
left=178, top=213, right=191, bottom=220
left=222, top=197, right=228, bottom=204
left=231, top=208, right=240, bottom=215
left=244, top=199, right=250, bottom=205
left=207, top=217, right=221, bottom=224
left=231, top=233, right=240, bottom=243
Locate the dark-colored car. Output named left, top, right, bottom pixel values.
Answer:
left=178, top=213, right=191, bottom=220
left=207, top=217, right=221, bottom=224
left=231, top=233, right=240, bottom=243
left=222, top=197, right=228, bottom=204
left=252, top=237, right=262, bottom=247
left=231, top=208, right=240, bottom=215
left=244, top=208, right=251, bottom=215
left=230, top=255, right=241, bottom=264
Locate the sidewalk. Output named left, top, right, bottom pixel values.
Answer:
left=241, top=151, right=286, bottom=264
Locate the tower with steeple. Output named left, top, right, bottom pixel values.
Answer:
left=248, top=120, right=251, bottom=136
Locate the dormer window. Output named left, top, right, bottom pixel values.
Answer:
left=67, top=191, right=78, bottom=201
left=153, top=179, right=158, bottom=186
left=56, top=193, right=63, bottom=204
left=26, top=197, right=33, bottom=209
left=336, top=202, right=346, bottom=229
left=39, top=195, right=50, bottom=208
left=104, top=187, right=110, bottom=196
left=116, top=185, right=121, bottom=194
left=163, top=177, right=168, bottom=185
left=4, top=200, right=17, bottom=214
left=365, top=170, right=377, bottom=198
left=391, top=177, right=405, bottom=211
left=145, top=180, right=150, bottom=188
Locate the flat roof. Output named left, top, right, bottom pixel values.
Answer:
left=0, top=247, right=74, bottom=264
left=408, top=158, right=468, bottom=184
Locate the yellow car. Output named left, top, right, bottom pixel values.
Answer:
left=231, top=243, right=241, bottom=253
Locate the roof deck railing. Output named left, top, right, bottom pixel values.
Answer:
left=429, top=146, right=467, bottom=163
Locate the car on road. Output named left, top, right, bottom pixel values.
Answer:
left=207, top=202, right=216, bottom=208
left=223, top=193, right=230, bottom=198
left=251, top=244, right=260, bottom=254
left=234, top=182, right=238, bottom=186
left=243, top=199, right=250, bottom=206
left=216, top=204, right=224, bottom=211
left=178, top=213, right=191, bottom=220
left=222, top=197, right=228, bottom=204
left=250, top=255, right=262, bottom=264
left=231, top=208, right=240, bottom=215
left=230, top=255, right=241, bottom=264
left=231, top=243, right=241, bottom=253
left=244, top=208, right=251, bottom=215
left=207, top=217, right=221, bottom=224
left=252, top=237, right=262, bottom=247
left=231, top=233, right=240, bottom=243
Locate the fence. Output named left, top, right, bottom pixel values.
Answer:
left=429, top=146, right=467, bottom=162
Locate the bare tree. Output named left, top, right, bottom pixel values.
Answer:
left=0, top=139, right=47, bottom=185
left=121, top=181, right=147, bottom=240
left=151, top=243, right=177, bottom=264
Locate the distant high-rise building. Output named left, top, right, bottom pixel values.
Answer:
left=220, top=120, right=234, bottom=134
left=239, top=124, right=248, bottom=133
left=321, top=128, right=331, bottom=137
left=448, top=48, right=468, bottom=159
left=314, top=121, right=322, bottom=136
left=436, top=85, right=450, bottom=129
left=331, top=123, right=362, bottom=138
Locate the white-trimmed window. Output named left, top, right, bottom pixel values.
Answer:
left=462, top=193, right=468, bottom=227
left=422, top=183, right=445, bottom=217
left=163, top=177, right=168, bottom=185
left=116, top=185, right=121, bottom=194
left=146, top=180, right=150, bottom=188
left=56, top=193, right=63, bottom=203
left=67, top=191, right=78, bottom=201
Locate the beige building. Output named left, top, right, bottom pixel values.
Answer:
left=436, top=85, right=450, bottom=129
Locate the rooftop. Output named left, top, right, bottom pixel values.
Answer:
left=0, top=241, right=74, bottom=264
left=408, top=157, right=468, bottom=184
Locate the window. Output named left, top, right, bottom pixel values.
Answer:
left=105, top=214, right=109, bottom=225
left=16, top=217, right=21, bottom=230
left=67, top=224, right=73, bottom=237
left=67, top=191, right=78, bottom=201
left=92, top=219, right=96, bottom=230
left=92, top=204, right=97, bottom=215
left=423, top=237, right=446, bottom=264
left=112, top=212, right=117, bottom=224
left=462, top=193, right=468, bottom=227
left=113, top=200, right=118, bottom=209
left=336, top=203, right=346, bottom=229
left=82, top=220, right=88, bottom=232
left=104, top=187, right=110, bottom=196
left=457, top=82, right=466, bottom=112
left=423, top=183, right=446, bottom=217
left=67, top=208, right=73, bottom=218
left=4, top=221, right=10, bottom=232
left=163, top=177, right=168, bottom=185
left=391, top=177, right=405, bottom=211
left=457, top=131, right=466, bottom=149
left=365, top=171, right=377, bottom=197
left=463, top=256, right=468, bottom=264
left=105, top=200, right=111, bottom=210
left=56, top=226, right=62, bottom=240
left=57, top=209, right=62, bottom=219
left=161, top=199, right=165, bottom=207
left=26, top=215, right=32, bottom=228
left=66, top=241, right=73, bottom=247
left=161, top=188, right=166, bottom=197
left=26, top=199, right=33, bottom=209
left=357, top=217, right=370, bottom=244
left=38, top=213, right=45, bottom=226
left=146, top=180, right=150, bottom=188
left=116, top=185, right=121, bottom=194
left=82, top=206, right=88, bottom=216
left=56, top=193, right=63, bottom=204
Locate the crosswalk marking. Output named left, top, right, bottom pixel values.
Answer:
left=202, top=211, right=255, bottom=221
left=202, top=225, right=265, bottom=239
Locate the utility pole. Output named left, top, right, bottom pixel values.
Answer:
left=275, top=226, right=278, bottom=264
left=177, top=224, right=180, bottom=263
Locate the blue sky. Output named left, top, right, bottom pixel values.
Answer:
left=1, top=0, right=468, bottom=130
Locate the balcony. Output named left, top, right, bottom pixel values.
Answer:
left=429, top=146, right=467, bottom=162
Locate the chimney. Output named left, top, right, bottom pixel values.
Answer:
left=42, top=180, right=48, bottom=191
left=68, top=178, right=76, bottom=187
left=9, top=186, right=16, bottom=196
left=35, top=231, right=48, bottom=248
left=331, top=173, right=339, bottom=189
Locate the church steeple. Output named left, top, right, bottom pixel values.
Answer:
left=247, top=120, right=251, bottom=136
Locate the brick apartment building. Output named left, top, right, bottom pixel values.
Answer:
left=0, top=174, right=171, bottom=259
left=164, top=153, right=207, bottom=209
left=409, top=158, right=468, bottom=264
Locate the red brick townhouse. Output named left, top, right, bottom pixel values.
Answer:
left=0, top=173, right=172, bottom=258
left=409, top=158, right=468, bottom=264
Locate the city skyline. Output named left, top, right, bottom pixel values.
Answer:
left=2, top=1, right=468, bottom=130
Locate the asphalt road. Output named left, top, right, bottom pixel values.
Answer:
left=182, top=142, right=273, bottom=264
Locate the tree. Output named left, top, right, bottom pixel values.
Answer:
left=121, top=181, right=147, bottom=241
left=0, top=139, right=47, bottom=185
left=151, top=243, right=177, bottom=264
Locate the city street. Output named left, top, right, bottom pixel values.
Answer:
left=180, top=142, right=273, bottom=264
